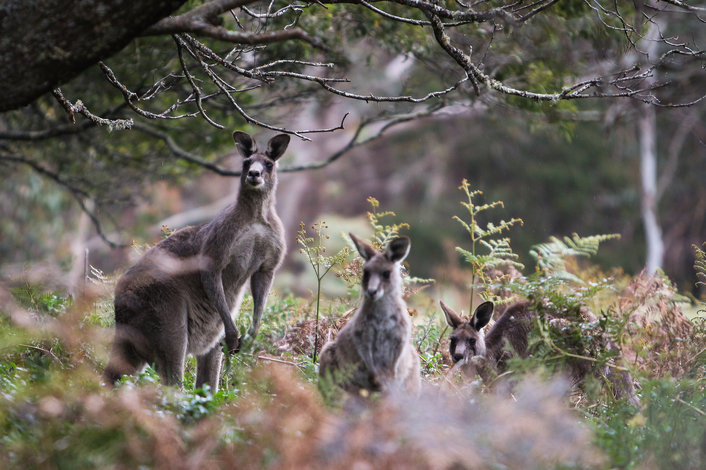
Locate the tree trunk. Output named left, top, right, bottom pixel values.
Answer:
left=637, top=18, right=665, bottom=273
left=0, top=0, right=186, bottom=111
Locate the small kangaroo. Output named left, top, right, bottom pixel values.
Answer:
left=441, top=300, right=640, bottom=405
left=441, top=300, right=532, bottom=369
left=318, top=234, right=421, bottom=395
left=104, top=131, right=290, bottom=390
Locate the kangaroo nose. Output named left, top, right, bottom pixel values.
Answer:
left=452, top=353, right=465, bottom=363
left=248, top=169, right=261, bottom=178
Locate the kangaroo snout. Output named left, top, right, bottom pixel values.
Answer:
left=452, top=350, right=466, bottom=363
left=246, top=162, right=265, bottom=186
left=365, top=275, right=383, bottom=300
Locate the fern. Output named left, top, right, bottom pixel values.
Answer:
left=694, top=243, right=706, bottom=288
left=365, top=196, right=410, bottom=250
left=530, top=233, right=620, bottom=283
left=454, top=179, right=523, bottom=312
left=694, top=243, right=706, bottom=313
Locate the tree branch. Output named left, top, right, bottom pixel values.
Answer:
left=0, top=152, right=126, bottom=248
left=132, top=122, right=242, bottom=177
left=51, top=89, right=133, bottom=130
left=280, top=105, right=447, bottom=172
left=143, top=0, right=329, bottom=50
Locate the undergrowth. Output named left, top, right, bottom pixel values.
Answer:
left=0, top=187, right=704, bottom=469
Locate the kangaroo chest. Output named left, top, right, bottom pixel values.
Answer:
left=220, top=222, right=283, bottom=290
left=353, top=308, right=410, bottom=368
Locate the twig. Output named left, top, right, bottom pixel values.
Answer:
left=51, top=88, right=133, bottom=130
left=17, top=344, right=63, bottom=363
left=675, top=396, right=706, bottom=418
left=132, top=122, right=241, bottom=176
left=174, top=36, right=225, bottom=129
left=0, top=152, right=126, bottom=248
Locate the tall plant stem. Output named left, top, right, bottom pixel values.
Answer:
left=313, top=276, right=322, bottom=362
left=469, top=202, right=477, bottom=316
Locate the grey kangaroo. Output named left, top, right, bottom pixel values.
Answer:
left=104, top=131, right=289, bottom=391
left=441, top=300, right=640, bottom=405
left=319, top=234, right=421, bottom=395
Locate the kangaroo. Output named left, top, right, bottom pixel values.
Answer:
left=318, top=234, right=421, bottom=395
left=104, top=131, right=290, bottom=391
left=441, top=300, right=532, bottom=369
left=441, top=300, right=640, bottom=405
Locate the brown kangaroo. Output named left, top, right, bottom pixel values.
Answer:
left=441, top=300, right=640, bottom=405
left=319, top=234, right=421, bottom=395
left=104, top=131, right=290, bottom=391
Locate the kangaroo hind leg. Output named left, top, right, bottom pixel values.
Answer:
left=195, top=343, right=224, bottom=392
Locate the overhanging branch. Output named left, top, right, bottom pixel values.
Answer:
left=0, top=152, right=126, bottom=248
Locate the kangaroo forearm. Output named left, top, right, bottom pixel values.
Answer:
left=201, top=271, right=236, bottom=333
left=249, top=270, right=274, bottom=334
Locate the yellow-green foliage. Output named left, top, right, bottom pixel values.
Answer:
left=454, top=179, right=524, bottom=310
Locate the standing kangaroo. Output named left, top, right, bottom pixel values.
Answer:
left=318, top=234, right=421, bottom=395
left=104, top=131, right=290, bottom=391
left=441, top=300, right=640, bottom=405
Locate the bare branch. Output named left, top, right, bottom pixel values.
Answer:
left=132, top=122, right=242, bottom=177
left=99, top=62, right=200, bottom=120
left=143, top=0, right=328, bottom=50
left=174, top=36, right=225, bottom=129
left=0, top=151, right=126, bottom=248
left=0, top=121, right=95, bottom=141
left=176, top=34, right=348, bottom=139
left=280, top=105, right=447, bottom=172
left=145, top=0, right=258, bottom=33
left=311, top=76, right=470, bottom=103
left=659, top=0, right=706, bottom=13
left=52, top=89, right=133, bottom=130
left=360, top=1, right=431, bottom=26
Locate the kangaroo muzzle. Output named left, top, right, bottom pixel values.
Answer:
left=246, top=162, right=265, bottom=187
left=365, top=275, right=384, bottom=301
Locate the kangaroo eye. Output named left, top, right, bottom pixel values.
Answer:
left=265, top=161, right=274, bottom=170
left=362, top=270, right=370, bottom=282
left=382, top=271, right=391, bottom=280
left=468, top=338, right=476, bottom=346
left=243, top=160, right=251, bottom=170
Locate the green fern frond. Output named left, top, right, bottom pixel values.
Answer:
left=480, top=239, right=525, bottom=269
left=693, top=242, right=706, bottom=288
left=530, top=233, right=620, bottom=276
left=366, top=196, right=410, bottom=249
left=454, top=180, right=524, bottom=312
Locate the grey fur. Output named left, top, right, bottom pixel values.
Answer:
left=319, top=234, right=421, bottom=395
left=104, top=131, right=290, bottom=391
left=442, top=300, right=640, bottom=406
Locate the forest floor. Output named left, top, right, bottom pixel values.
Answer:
left=0, top=259, right=704, bottom=469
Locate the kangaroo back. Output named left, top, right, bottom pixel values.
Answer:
left=319, top=234, right=420, bottom=395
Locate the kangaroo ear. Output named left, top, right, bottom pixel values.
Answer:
left=385, top=236, right=410, bottom=263
left=233, top=131, right=257, bottom=158
left=349, top=233, right=377, bottom=261
left=266, top=134, right=290, bottom=161
left=471, top=301, right=494, bottom=331
left=440, top=300, right=463, bottom=329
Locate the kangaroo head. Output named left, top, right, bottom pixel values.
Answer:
left=349, top=233, right=410, bottom=302
left=440, top=301, right=494, bottom=363
left=233, top=131, right=290, bottom=191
